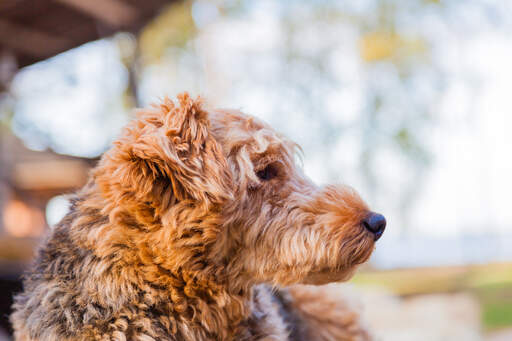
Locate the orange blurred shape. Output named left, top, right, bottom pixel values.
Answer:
left=359, top=32, right=427, bottom=63
left=360, top=32, right=397, bottom=62
left=3, top=200, right=45, bottom=237
left=13, top=160, right=88, bottom=190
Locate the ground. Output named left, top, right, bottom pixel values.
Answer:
left=352, top=263, right=512, bottom=341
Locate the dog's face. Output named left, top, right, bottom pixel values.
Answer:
left=95, top=93, right=384, bottom=287
left=209, top=109, right=384, bottom=286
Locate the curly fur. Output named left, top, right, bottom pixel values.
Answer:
left=11, top=93, right=380, bottom=340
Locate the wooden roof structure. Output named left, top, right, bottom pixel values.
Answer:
left=0, top=131, right=95, bottom=200
left=0, top=0, right=173, bottom=68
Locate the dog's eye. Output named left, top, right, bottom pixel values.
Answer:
left=256, top=163, right=279, bottom=181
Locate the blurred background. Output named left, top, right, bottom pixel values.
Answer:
left=0, top=0, right=511, bottom=340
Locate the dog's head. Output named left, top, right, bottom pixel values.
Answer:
left=94, top=93, right=385, bottom=287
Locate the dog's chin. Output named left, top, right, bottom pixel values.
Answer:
left=302, top=235, right=375, bottom=285
left=301, top=267, right=358, bottom=285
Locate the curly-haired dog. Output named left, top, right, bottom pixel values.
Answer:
left=11, top=93, right=386, bottom=340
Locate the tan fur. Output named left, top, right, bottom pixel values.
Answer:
left=11, top=93, right=380, bottom=340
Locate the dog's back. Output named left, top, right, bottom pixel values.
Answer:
left=11, top=196, right=118, bottom=340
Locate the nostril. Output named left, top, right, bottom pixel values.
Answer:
left=362, top=220, right=372, bottom=231
left=362, top=213, right=386, bottom=241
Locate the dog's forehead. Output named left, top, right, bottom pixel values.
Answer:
left=210, top=109, right=294, bottom=157
left=210, top=109, right=266, bottom=133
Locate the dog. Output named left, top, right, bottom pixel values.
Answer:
left=11, top=93, right=385, bottom=340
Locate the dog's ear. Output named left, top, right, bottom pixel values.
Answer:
left=95, top=93, right=232, bottom=210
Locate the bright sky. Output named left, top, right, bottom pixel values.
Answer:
left=408, top=31, right=512, bottom=237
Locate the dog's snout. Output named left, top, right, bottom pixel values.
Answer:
left=362, top=213, right=386, bottom=241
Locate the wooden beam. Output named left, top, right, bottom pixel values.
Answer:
left=0, top=19, right=72, bottom=58
left=0, top=50, right=18, bottom=91
left=56, top=0, right=138, bottom=28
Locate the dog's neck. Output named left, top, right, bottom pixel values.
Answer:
left=70, top=186, right=259, bottom=339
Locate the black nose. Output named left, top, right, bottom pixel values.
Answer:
left=362, top=213, right=386, bottom=241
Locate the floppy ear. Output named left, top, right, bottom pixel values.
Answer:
left=95, top=93, right=232, bottom=211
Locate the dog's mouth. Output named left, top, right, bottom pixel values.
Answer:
left=302, top=267, right=358, bottom=285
